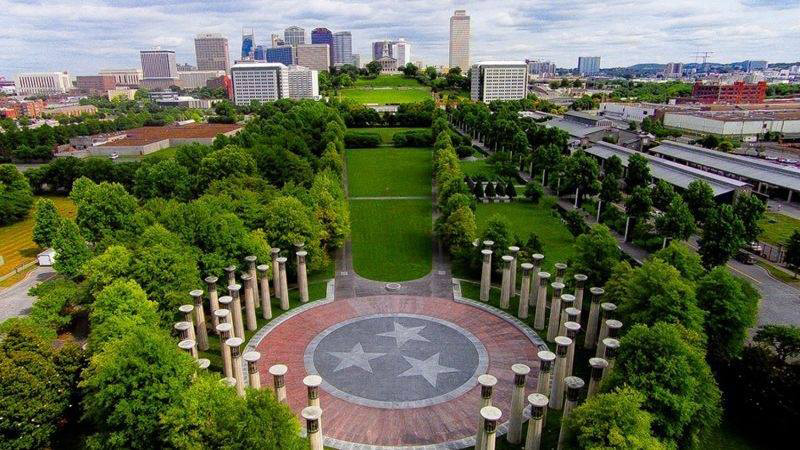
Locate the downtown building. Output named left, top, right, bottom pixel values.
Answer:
left=527, top=60, right=556, bottom=77
left=266, top=45, right=294, bottom=65
left=194, top=33, right=230, bottom=73
left=231, top=62, right=289, bottom=105
left=470, top=61, right=527, bottom=102
left=242, top=28, right=255, bottom=59
left=178, top=70, right=227, bottom=89
left=75, top=75, right=117, bottom=94
left=449, top=10, right=470, bottom=70
left=15, top=72, right=73, bottom=95
left=287, top=65, right=320, bottom=99
left=99, top=69, right=142, bottom=87
left=284, top=26, right=306, bottom=45
left=140, top=49, right=179, bottom=89
left=295, top=44, right=330, bottom=72
left=332, top=31, right=352, bottom=66
left=311, top=28, right=334, bottom=69
left=577, top=56, right=601, bottom=75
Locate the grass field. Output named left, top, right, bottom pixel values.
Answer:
left=348, top=127, right=427, bottom=144
left=353, top=75, right=425, bottom=88
left=473, top=196, right=577, bottom=273
left=350, top=199, right=432, bottom=281
left=339, top=88, right=431, bottom=104
left=460, top=159, right=496, bottom=179
left=759, top=211, right=800, bottom=246
left=0, top=196, right=76, bottom=277
left=347, top=147, right=432, bottom=197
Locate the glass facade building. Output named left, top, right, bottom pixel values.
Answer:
left=266, top=46, right=294, bottom=66
left=241, top=30, right=255, bottom=59
left=311, top=28, right=334, bottom=69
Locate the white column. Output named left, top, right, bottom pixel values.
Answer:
left=549, top=336, right=572, bottom=410
left=178, top=339, right=196, bottom=359
left=245, top=255, right=260, bottom=306
left=224, top=265, right=236, bottom=287
left=257, top=264, right=272, bottom=320
left=190, top=289, right=209, bottom=351
left=475, top=374, right=497, bottom=450
left=304, top=375, right=322, bottom=407
left=480, top=249, right=493, bottom=302
left=508, top=364, right=531, bottom=444
left=217, top=295, right=234, bottom=337
left=216, top=323, right=233, bottom=379
left=480, top=406, right=502, bottom=450
left=302, top=406, right=324, bottom=450
left=204, top=276, right=220, bottom=331
left=597, top=319, right=623, bottom=358
left=244, top=351, right=261, bottom=390
left=297, top=250, right=309, bottom=303
left=178, top=304, right=196, bottom=342
left=534, top=272, right=551, bottom=330
left=508, top=246, right=520, bottom=297
left=500, top=255, right=514, bottom=309
left=270, top=364, right=288, bottom=402
left=594, top=302, right=618, bottom=350
left=226, top=337, right=245, bottom=397
left=277, top=257, right=290, bottom=311
left=558, top=294, right=575, bottom=336
left=583, top=287, right=604, bottom=349
left=557, top=376, right=585, bottom=450
left=603, top=338, right=620, bottom=371
left=564, top=321, right=581, bottom=377
left=518, top=263, right=534, bottom=319
left=241, top=274, right=257, bottom=331
left=554, top=263, right=567, bottom=283
left=524, top=393, right=549, bottom=450
left=530, top=254, right=544, bottom=309
left=228, top=284, right=245, bottom=340
left=271, top=248, right=281, bottom=299
left=587, top=357, right=608, bottom=398
left=573, top=274, right=588, bottom=313
left=546, top=282, right=565, bottom=342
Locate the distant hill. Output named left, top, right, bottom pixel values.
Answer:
left=596, top=61, right=800, bottom=78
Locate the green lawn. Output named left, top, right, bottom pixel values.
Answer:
left=350, top=199, right=432, bottom=281
left=759, top=211, right=800, bottom=246
left=460, top=159, right=495, bottom=179
left=348, top=127, right=427, bottom=144
left=473, top=196, right=577, bottom=274
left=353, top=75, right=425, bottom=88
left=347, top=148, right=432, bottom=197
left=338, top=88, right=431, bottom=104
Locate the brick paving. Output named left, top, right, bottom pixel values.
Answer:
left=252, top=295, right=542, bottom=448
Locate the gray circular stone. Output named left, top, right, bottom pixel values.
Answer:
left=385, top=282, right=402, bottom=291
left=305, top=313, right=488, bottom=409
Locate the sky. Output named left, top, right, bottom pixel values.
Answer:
left=1, top=0, right=800, bottom=79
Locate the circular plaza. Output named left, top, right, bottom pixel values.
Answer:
left=249, top=294, right=546, bottom=448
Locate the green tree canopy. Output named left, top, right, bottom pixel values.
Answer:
left=683, top=180, right=715, bottom=224
left=651, top=180, right=676, bottom=211
left=133, top=159, right=191, bottom=201
left=573, top=225, right=622, bottom=287
left=733, top=193, right=766, bottom=243
left=698, top=204, right=745, bottom=268
left=32, top=198, right=61, bottom=248
left=654, top=196, right=696, bottom=242
left=604, top=322, right=721, bottom=447
left=70, top=177, right=139, bottom=243
left=88, top=279, right=161, bottom=352
left=0, top=163, right=34, bottom=225
left=652, top=241, right=705, bottom=281
left=624, top=153, right=650, bottom=191
left=52, top=219, right=92, bottom=278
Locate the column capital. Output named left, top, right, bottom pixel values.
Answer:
left=216, top=322, right=232, bottom=336
left=276, top=256, right=288, bottom=264
left=502, top=255, right=514, bottom=263
left=565, top=321, right=581, bottom=339
left=551, top=281, right=565, bottom=295
left=217, top=295, right=233, bottom=308
left=565, top=307, right=580, bottom=323
left=532, top=253, right=544, bottom=264
left=190, top=289, right=204, bottom=299
left=178, top=304, right=194, bottom=314
left=481, top=249, right=492, bottom=257
left=606, top=319, right=623, bottom=337
left=600, top=302, right=617, bottom=316
left=520, top=262, right=534, bottom=273
left=228, top=283, right=242, bottom=293
left=482, top=240, right=494, bottom=248
left=508, top=246, right=520, bottom=254
left=564, top=376, right=585, bottom=401
left=603, top=338, right=620, bottom=358
left=528, top=393, right=549, bottom=419
left=512, top=363, right=530, bottom=386
left=220, top=377, right=236, bottom=387
left=245, top=255, right=257, bottom=263
left=589, top=357, right=608, bottom=380
left=224, top=265, right=236, bottom=274
left=574, top=274, right=588, bottom=287
left=554, top=336, right=572, bottom=355
left=481, top=406, right=502, bottom=432
left=538, top=272, right=551, bottom=286
left=244, top=351, right=261, bottom=372
left=225, top=337, right=243, bottom=356
left=554, top=262, right=567, bottom=275
left=256, top=264, right=269, bottom=273
left=269, top=364, right=288, bottom=377
left=240, top=273, right=253, bottom=282
left=174, top=321, right=191, bottom=336
left=303, top=374, right=323, bottom=388
left=196, top=358, right=211, bottom=370
left=294, top=241, right=306, bottom=250
left=178, top=339, right=195, bottom=354
left=297, top=250, right=308, bottom=260
left=270, top=247, right=281, bottom=255
left=590, top=287, right=604, bottom=302
left=204, top=275, right=218, bottom=284
left=560, top=293, right=575, bottom=306
left=537, top=350, right=556, bottom=372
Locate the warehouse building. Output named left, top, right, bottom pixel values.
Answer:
left=91, top=123, right=241, bottom=156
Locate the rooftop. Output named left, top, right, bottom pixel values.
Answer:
left=585, top=141, right=749, bottom=197
left=97, top=123, right=241, bottom=147
left=665, top=109, right=800, bottom=122
left=545, top=117, right=610, bottom=138
left=649, top=140, right=800, bottom=191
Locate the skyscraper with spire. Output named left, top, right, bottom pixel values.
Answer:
left=241, top=28, right=255, bottom=60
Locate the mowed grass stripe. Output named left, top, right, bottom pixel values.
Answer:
left=349, top=199, right=432, bottom=282
left=338, top=88, right=431, bottom=104
left=346, top=147, right=432, bottom=198
left=348, top=127, right=427, bottom=145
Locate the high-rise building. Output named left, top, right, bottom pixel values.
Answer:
left=242, top=28, right=255, bottom=59
left=15, top=72, right=73, bottom=95
left=194, top=33, right=230, bottom=72
left=99, top=69, right=142, bottom=87
left=449, top=10, right=470, bottom=70
left=230, top=62, right=289, bottom=105
left=577, top=56, right=601, bottom=75
left=392, top=39, right=412, bottom=67
left=372, top=40, right=393, bottom=61
left=311, top=28, right=334, bottom=69
left=140, top=50, right=178, bottom=78
left=271, top=34, right=285, bottom=47
left=266, top=46, right=294, bottom=66
left=351, top=54, right=361, bottom=68
left=663, top=62, right=683, bottom=78
left=284, top=26, right=306, bottom=46
left=332, top=31, right=352, bottom=66
left=178, top=70, right=226, bottom=89
left=295, top=44, right=330, bottom=72
left=287, top=65, right=319, bottom=99
left=470, top=61, right=527, bottom=102
left=75, top=75, right=117, bottom=93
left=526, top=60, right=556, bottom=77
left=254, top=45, right=267, bottom=61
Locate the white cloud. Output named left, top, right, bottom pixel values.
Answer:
left=0, top=0, right=798, bottom=77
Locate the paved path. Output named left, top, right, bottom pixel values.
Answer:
left=0, top=266, right=56, bottom=321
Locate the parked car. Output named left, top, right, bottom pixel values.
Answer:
left=748, top=241, right=763, bottom=254
left=736, top=249, right=755, bottom=265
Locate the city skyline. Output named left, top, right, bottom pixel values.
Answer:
left=2, top=0, right=800, bottom=77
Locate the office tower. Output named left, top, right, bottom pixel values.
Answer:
left=577, top=56, right=601, bottom=75
left=470, top=61, right=527, bottom=102
left=663, top=62, right=683, bottom=78
left=178, top=70, right=226, bottom=88
left=311, top=28, right=334, bottom=69
left=242, top=28, right=255, bottom=59
left=271, top=34, right=285, bottom=47
left=99, top=69, right=142, bottom=87
left=392, top=39, right=412, bottom=66
left=15, top=72, right=73, bottom=95
left=449, top=10, right=470, bottom=70
left=266, top=45, right=294, bottom=66
left=351, top=53, right=361, bottom=68
left=230, top=62, right=289, bottom=105
left=284, top=26, right=306, bottom=46
left=372, top=41, right=393, bottom=61
left=295, top=44, right=330, bottom=72
left=194, top=33, right=230, bottom=72
left=332, top=31, right=352, bottom=66
left=527, top=60, right=556, bottom=77
left=75, top=75, right=117, bottom=93
left=287, top=65, right=319, bottom=99
left=254, top=45, right=267, bottom=61
left=140, top=50, right=178, bottom=78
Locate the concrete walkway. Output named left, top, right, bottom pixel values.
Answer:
left=0, top=266, right=56, bottom=321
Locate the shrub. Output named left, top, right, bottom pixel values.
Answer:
left=456, top=145, right=474, bottom=158
left=344, top=131, right=381, bottom=148
left=392, top=129, right=433, bottom=147
left=524, top=182, right=543, bottom=203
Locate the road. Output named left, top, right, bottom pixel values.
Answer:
left=0, top=266, right=56, bottom=322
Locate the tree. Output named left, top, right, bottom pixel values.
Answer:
left=523, top=181, right=543, bottom=203
left=604, top=322, right=722, bottom=447
left=654, top=196, right=696, bottom=243
left=505, top=180, right=517, bottom=200
left=563, top=387, right=666, bottom=449
left=472, top=181, right=484, bottom=199
left=133, top=159, right=191, bottom=200
left=651, top=180, right=676, bottom=211
left=309, top=171, right=350, bottom=250
left=88, top=279, right=160, bottom=352
left=617, top=258, right=705, bottom=334
left=698, top=204, right=745, bottom=268
left=785, top=230, right=800, bottom=276
left=696, top=267, right=759, bottom=363
left=652, top=241, right=705, bottom=281
left=82, top=245, right=133, bottom=295
left=400, top=62, right=419, bottom=77
left=480, top=214, right=513, bottom=271
left=604, top=155, right=624, bottom=179
left=32, top=198, right=61, bottom=248
left=0, top=163, right=34, bottom=225
left=70, top=177, right=139, bottom=243
left=198, top=145, right=257, bottom=187
left=562, top=150, right=601, bottom=205
left=573, top=225, right=622, bottom=287
left=624, top=153, right=650, bottom=191
left=485, top=181, right=496, bottom=198
left=366, top=60, right=381, bottom=75
left=440, top=205, right=477, bottom=253
left=80, top=327, right=195, bottom=449
left=160, top=375, right=306, bottom=449
left=261, top=195, right=325, bottom=272
left=733, top=193, right=766, bottom=243
left=683, top=180, right=715, bottom=224
left=599, top=175, right=621, bottom=206
left=52, top=219, right=91, bottom=278
left=753, top=324, right=800, bottom=363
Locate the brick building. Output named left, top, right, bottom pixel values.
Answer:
left=689, top=81, right=767, bottom=104
left=75, top=75, right=118, bottom=93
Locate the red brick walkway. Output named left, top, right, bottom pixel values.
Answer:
left=252, top=295, right=543, bottom=447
